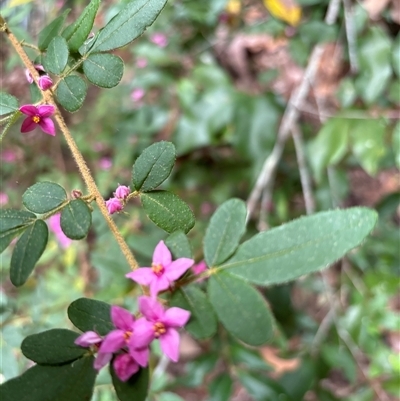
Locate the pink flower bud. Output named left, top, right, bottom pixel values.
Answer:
left=131, top=88, right=145, bottom=102
left=150, top=32, right=168, bottom=48
left=115, top=185, right=130, bottom=200
left=136, top=58, right=148, bottom=68
left=0, top=192, right=8, bottom=205
left=106, top=197, right=123, bottom=214
left=38, top=75, right=53, bottom=90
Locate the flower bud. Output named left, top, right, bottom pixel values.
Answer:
left=106, top=197, right=123, bottom=214
left=115, top=185, right=130, bottom=200
left=38, top=75, right=53, bottom=90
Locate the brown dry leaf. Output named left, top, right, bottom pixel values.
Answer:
left=263, top=0, right=302, bottom=26
left=362, top=0, right=391, bottom=20
left=260, top=347, right=300, bottom=376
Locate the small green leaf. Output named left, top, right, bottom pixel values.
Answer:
left=38, top=9, right=70, bottom=51
left=0, top=92, right=19, bottom=116
left=68, top=298, right=113, bottom=336
left=140, top=191, right=195, bottom=234
left=209, top=373, right=233, bottom=401
left=111, top=366, right=149, bottom=401
left=308, top=118, right=350, bottom=183
left=22, top=182, right=67, bottom=214
left=0, top=209, right=36, bottom=232
left=43, top=36, right=69, bottom=75
left=170, top=286, right=217, bottom=340
left=221, top=208, right=377, bottom=286
left=62, top=0, right=100, bottom=52
left=10, top=220, right=48, bottom=287
left=204, top=199, right=247, bottom=267
left=208, top=272, right=274, bottom=346
left=60, top=199, right=92, bottom=240
left=350, top=119, right=387, bottom=175
left=83, top=53, right=124, bottom=88
left=90, top=0, right=168, bottom=52
left=0, top=356, right=97, bottom=401
left=165, top=230, right=192, bottom=259
left=21, top=329, right=85, bottom=365
left=55, top=75, right=87, bottom=112
left=132, top=141, right=176, bottom=192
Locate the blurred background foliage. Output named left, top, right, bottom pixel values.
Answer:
left=0, top=0, right=399, bottom=400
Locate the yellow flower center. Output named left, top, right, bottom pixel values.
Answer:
left=152, top=263, right=164, bottom=276
left=153, top=322, right=166, bottom=337
left=32, top=116, right=40, bottom=124
left=123, top=331, right=132, bottom=342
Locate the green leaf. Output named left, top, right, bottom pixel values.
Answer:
left=68, top=298, right=114, bottom=336
left=90, top=0, right=168, bottom=52
left=393, top=122, right=400, bottom=169
left=0, top=227, right=28, bottom=255
left=203, top=199, right=247, bottom=267
left=393, top=34, right=400, bottom=77
left=208, top=272, right=275, bottom=346
left=0, top=209, right=36, bottom=232
left=22, top=181, right=67, bottom=214
left=132, top=141, right=176, bottom=192
left=111, top=366, right=149, bottom=401
left=209, top=373, right=233, bottom=401
left=220, top=207, right=377, bottom=286
left=62, top=0, right=100, bottom=52
left=0, top=356, right=97, bottom=401
left=21, top=329, right=85, bottom=365
left=83, top=53, right=124, bottom=88
left=170, top=286, right=217, bottom=339
left=38, top=9, right=70, bottom=51
left=43, top=36, right=69, bottom=75
left=55, top=75, right=87, bottom=112
left=350, top=119, right=387, bottom=175
left=0, top=92, right=19, bottom=115
left=60, top=199, right=92, bottom=240
left=10, top=220, right=48, bottom=287
left=165, top=230, right=192, bottom=258
left=140, top=191, right=195, bottom=234
left=308, top=118, right=350, bottom=183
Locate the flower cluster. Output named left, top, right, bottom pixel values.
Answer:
left=75, top=241, right=193, bottom=381
left=105, top=185, right=130, bottom=214
left=25, top=64, right=53, bottom=91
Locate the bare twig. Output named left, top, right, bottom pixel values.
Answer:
left=292, top=124, right=316, bottom=214
left=246, top=0, right=342, bottom=222
left=342, top=0, right=359, bottom=73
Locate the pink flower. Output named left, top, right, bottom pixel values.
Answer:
left=113, top=353, right=140, bottom=381
left=192, top=260, right=207, bottom=275
left=1, top=150, right=17, bottom=162
left=115, top=185, right=130, bottom=200
left=126, top=241, right=194, bottom=297
left=131, top=88, right=145, bottom=102
left=136, top=58, right=148, bottom=68
left=25, top=64, right=45, bottom=83
left=48, top=213, right=72, bottom=248
left=19, top=104, right=55, bottom=136
left=150, top=32, right=168, bottom=48
left=25, top=65, right=53, bottom=90
left=0, top=192, right=8, bottom=205
left=136, top=296, right=190, bottom=362
left=99, top=306, right=150, bottom=368
left=106, top=197, right=123, bottom=214
left=99, top=157, right=112, bottom=170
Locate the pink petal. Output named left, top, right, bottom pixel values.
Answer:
left=162, top=307, right=191, bottom=327
left=75, top=331, right=102, bottom=347
left=159, top=328, right=180, bottom=362
left=37, top=104, right=55, bottom=117
left=38, top=76, right=53, bottom=90
left=38, top=117, right=55, bottom=136
left=128, top=345, right=149, bottom=367
left=25, top=69, right=33, bottom=83
left=20, top=117, right=37, bottom=133
left=164, top=258, right=194, bottom=282
left=98, top=330, right=125, bottom=353
left=149, top=275, right=170, bottom=297
left=94, top=351, right=112, bottom=370
left=126, top=268, right=154, bottom=286
left=113, top=353, right=139, bottom=382
left=152, top=241, right=172, bottom=266
left=19, top=105, right=38, bottom=116
left=138, top=296, right=164, bottom=321
left=131, top=317, right=155, bottom=348
left=111, top=306, right=135, bottom=331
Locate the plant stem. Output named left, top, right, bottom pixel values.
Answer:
left=2, top=21, right=139, bottom=271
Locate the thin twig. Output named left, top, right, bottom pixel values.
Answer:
left=292, top=124, right=316, bottom=214
left=246, top=0, right=342, bottom=222
left=310, top=309, right=334, bottom=356
left=342, top=0, right=359, bottom=74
